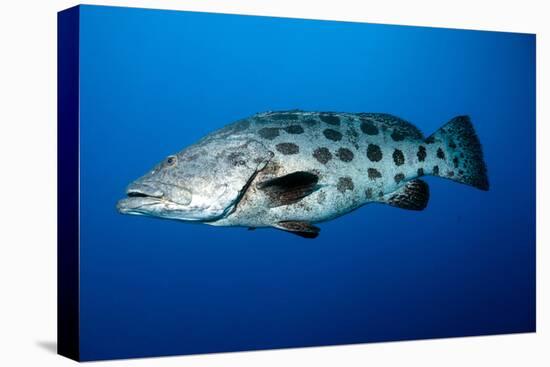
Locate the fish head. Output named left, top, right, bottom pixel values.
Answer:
left=116, top=138, right=272, bottom=222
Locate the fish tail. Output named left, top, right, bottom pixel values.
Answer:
left=423, top=115, right=489, bottom=190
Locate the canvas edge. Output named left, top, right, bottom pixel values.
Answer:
left=57, top=4, right=81, bottom=362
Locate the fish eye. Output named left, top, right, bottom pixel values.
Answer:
left=166, top=156, right=177, bottom=166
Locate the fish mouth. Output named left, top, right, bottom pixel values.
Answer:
left=116, top=185, right=200, bottom=220
left=117, top=183, right=172, bottom=216
left=116, top=195, right=166, bottom=215
left=126, top=183, right=164, bottom=199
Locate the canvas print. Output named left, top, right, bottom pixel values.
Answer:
left=58, top=5, right=536, bottom=361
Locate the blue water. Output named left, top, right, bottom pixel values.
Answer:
left=77, top=5, right=535, bottom=361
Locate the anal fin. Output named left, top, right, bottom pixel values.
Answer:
left=275, top=221, right=320, bottom=239
left=382, top=179, right=429, bottom=211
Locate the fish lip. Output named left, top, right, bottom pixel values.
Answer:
left=118, top=180, right=171, bottom=214
left=126, top=183, right=164, bottom=198
left=116, top=196, right=165, bottom=214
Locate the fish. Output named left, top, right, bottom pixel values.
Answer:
left=116, top=110, right=489, bottom=238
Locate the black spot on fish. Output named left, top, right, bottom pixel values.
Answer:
left=367, top=144, right=383, bottom=162
left=437, top=147, right=446, bottom=160
left=320, top=113, right=341, bottom=125
left=317, top=191, right=326, bottom=204
left=425, top=136, right=436, bottom=144
left=453, top=157, right=459, bottom=168
left=417, top=168, right=424, bottom=176
left=323, top=129, right=342, bottom=141
left=337, top=176, right=354, bottom=193
left=449, top=139, right=457, bottom=149
left=417, top=146, right=426, bottom=162
left=433, top=165, right=439, bottom=175
left=453, top=157, right=458, bottom=168
left=227, top=152, right=246, bottom=166
left=447, top=171, right=455, bottom=177
left=394, top=173, right=405, bottom=184
left=284, top=125, right=304, bottom=134
left=460, top=152, right=465, bottom=158
left=365, top=188, right=373, bottom=199
left=312, top=147, right=332, bottom=164
left=360, top=119, right=379, bottom=135
left=368, top=168, right=382, bottom=180
left=336, top=148, right=354, bottom=162
left=276, top=143, right=299, bottom=155
left=271, top=113, right=299, bottom=120
left=458, top=169, right=464, bottom=175
left=393, top=149, right=405, bottom=166
left=258, top=127, right=280, bottom=140
left=391, top=130, right=405, bottom=141
left=379, top=191, right=384, bottom=197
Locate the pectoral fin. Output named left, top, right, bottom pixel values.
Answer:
left=382, top=179, right=429, bottom=210
left=258, top=171, right=320, bottom=207
left=275, top=221, right=320, bottom=239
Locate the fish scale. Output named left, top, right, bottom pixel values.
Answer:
left=223, top=111, right=425, bottom=225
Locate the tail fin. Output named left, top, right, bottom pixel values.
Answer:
left=425, top=116, right=489, bottom=190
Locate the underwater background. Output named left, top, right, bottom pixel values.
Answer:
left=77, top=5, right=535, bottom=360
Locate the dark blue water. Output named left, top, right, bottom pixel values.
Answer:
left=78, top=5, right=535, bottom=361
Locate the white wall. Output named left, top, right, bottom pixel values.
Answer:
left=0, top=1, right=547, bottom=366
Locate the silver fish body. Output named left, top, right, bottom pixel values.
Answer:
left=117, top=111, right=489, bottom=238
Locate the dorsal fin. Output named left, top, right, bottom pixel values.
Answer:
left=257, top=171, right=320, bottom=207
left=379, top=179, right=430, bottom=210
